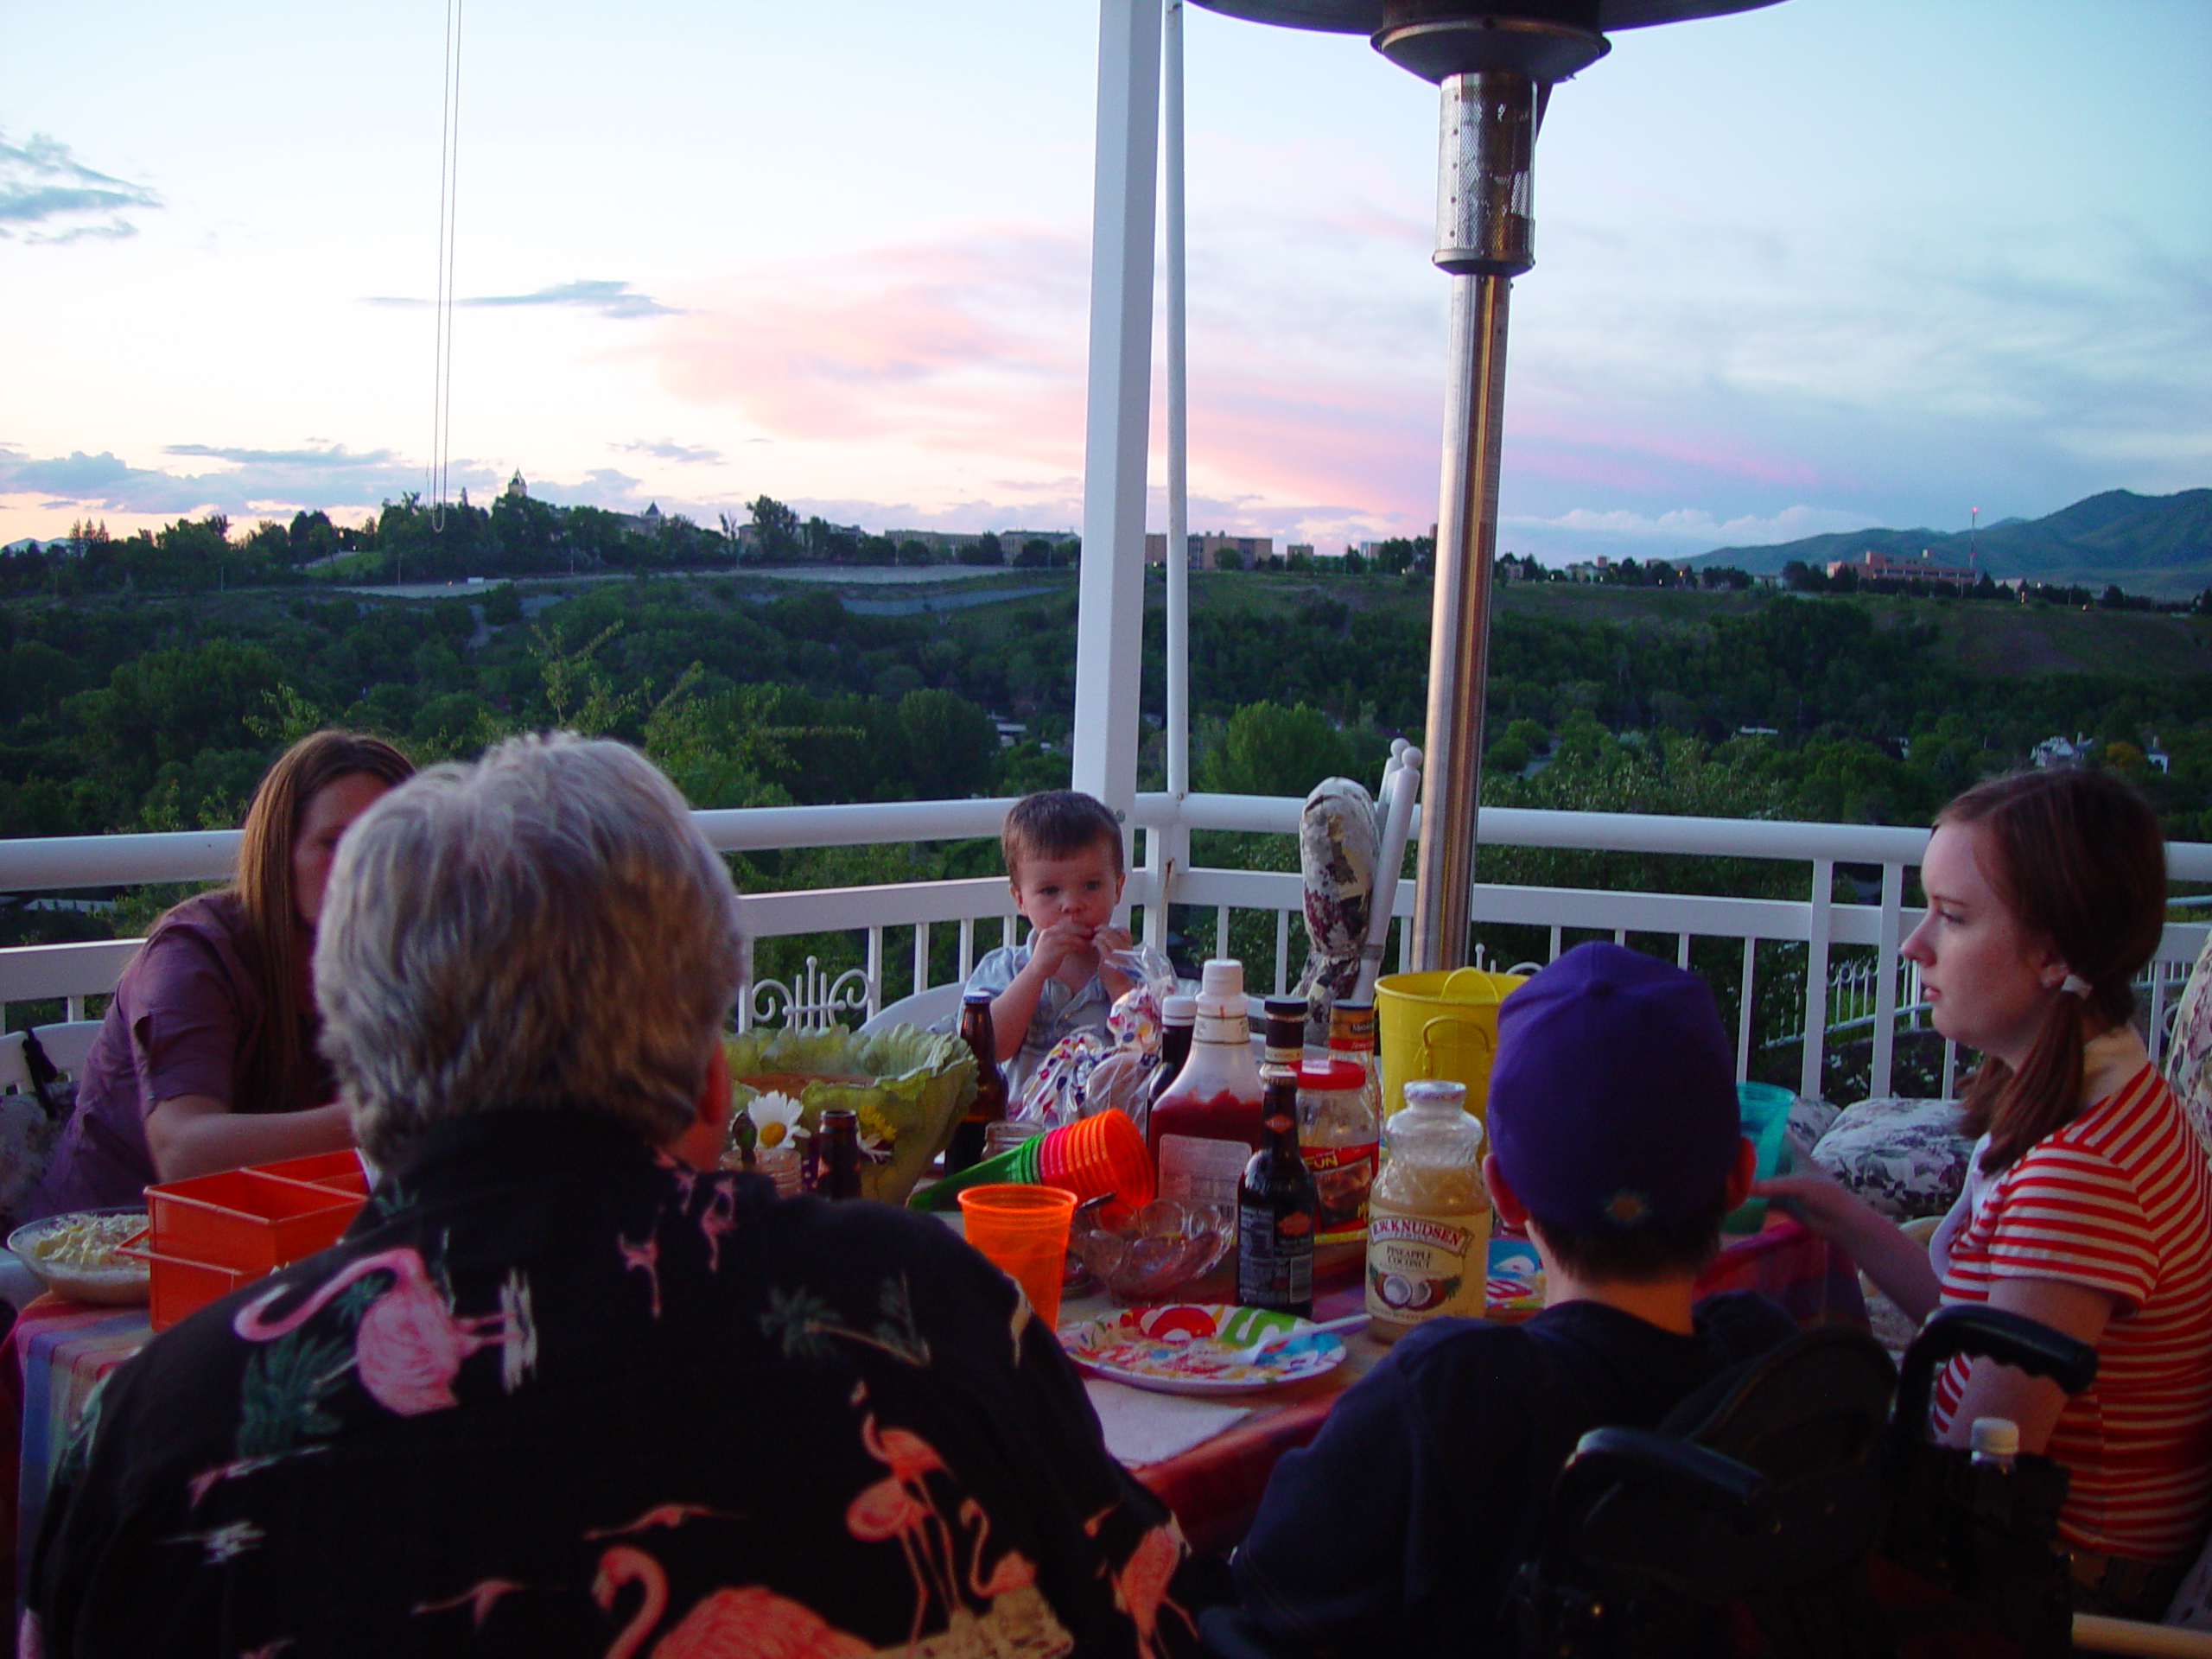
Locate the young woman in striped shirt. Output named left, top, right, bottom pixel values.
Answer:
left=1764, top=768, right=2212, bottom=1618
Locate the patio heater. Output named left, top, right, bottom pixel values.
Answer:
left=1191, top=0, right=1781, bottom=972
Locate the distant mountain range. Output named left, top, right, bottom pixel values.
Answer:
left=1686, top=488, right=2212, bottom=598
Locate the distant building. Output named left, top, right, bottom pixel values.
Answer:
left=2031, top=734, right=2094, bottom=770
left=2148, top=735, right=2172, bottom=774
left=1143, top=532, right=1272, bottom=569
left=1827, top=548, right=1978, bottom=585
left=1287, top=543, right=1314, bottom=560
left=505, top=471, right=528, bottom=499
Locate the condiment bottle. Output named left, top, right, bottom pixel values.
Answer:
left=1298, top=1000, right=1382, bottom=1245
left=1364, top=1078, right=1488, bottom=1341
left=818, top=1108, right=863, bottom=1200
left=1238, top=1046, right=1319, bottom=1317
left=1970, top=1417, right=2019, bottom=1473
left=948, top=990, right=1007, bottom=1173
left=1150, top=959, right=1265, bottom=1209
left=1151, top=994, right=1198, bottom=1116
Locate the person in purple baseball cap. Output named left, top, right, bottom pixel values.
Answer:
left=1217, top=943, right=1796, bottom=1658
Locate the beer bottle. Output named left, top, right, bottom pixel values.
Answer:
left=949, top=990, right=1008, bottom=1173
left=1238, top=1050, right=1319, bottom=1318
left=818, top=1108, right=863, bottom=1200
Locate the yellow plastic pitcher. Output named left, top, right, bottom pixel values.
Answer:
left=1374, top=968, right=1528, bottom=1122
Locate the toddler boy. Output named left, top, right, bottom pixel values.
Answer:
left=964, top=790, right=1135, bottom=1102
left=1219, top=942, right=1795, bottom=1656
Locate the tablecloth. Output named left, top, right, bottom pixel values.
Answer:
left=3, top=1294, right=149, bottom=1605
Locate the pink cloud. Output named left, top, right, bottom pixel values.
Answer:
left=644, top=223, right=1834, bottom=539
left=652, top=229, right=1090, bottom=467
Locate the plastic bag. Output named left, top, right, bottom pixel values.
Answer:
left=1016, top=940, right=1178, bottom=1133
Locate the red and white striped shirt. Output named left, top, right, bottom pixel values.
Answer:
left=1932, top=1063, right=2212, bottom=1560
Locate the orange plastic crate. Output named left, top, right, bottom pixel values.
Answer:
left=250, top=1150, right=372, bottom=1198
left=126, top=1247, right=255, bottom=1332
left=145, top=1167, right=365, bottom=1278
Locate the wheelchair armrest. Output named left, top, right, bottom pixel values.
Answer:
left=1541, top=1427, right=1777, bottom=1565
left=1892, top=1306, right=2099, bottom=1457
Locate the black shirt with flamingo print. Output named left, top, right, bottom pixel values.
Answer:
left=26, top=1109, right=1208, bottom=1657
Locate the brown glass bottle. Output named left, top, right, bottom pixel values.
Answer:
left=949, top=990, right=1008, bottom=1173
left=818, top=1108, right=863, bottom=1200
left=1262, top=996, right=1306, bottom=1074
left=1149, top=994, right=1197, bottom=1126
left=1237, top=1060, right=1319, bottom=1318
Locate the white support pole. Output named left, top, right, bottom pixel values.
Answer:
left=1164, top=0, right=1191, bottom=805
left=1071, top=0, right=1163, bottom=855
left=1871, top=861, right=1904, bottom=1098
left=1802, top=857, right=1834, bottom=1101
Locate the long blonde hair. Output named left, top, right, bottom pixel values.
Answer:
left=230, top=731, right=414, bottom=1110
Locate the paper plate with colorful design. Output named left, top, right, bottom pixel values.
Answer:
left=1058, top=1302, right=1345, bottom=1395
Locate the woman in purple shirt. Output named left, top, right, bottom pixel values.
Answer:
left=21, top=731, right=414, bottom=1221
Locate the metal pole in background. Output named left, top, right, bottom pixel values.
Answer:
left=1411, top=70, right=1537, bottom=971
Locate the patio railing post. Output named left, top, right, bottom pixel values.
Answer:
left=1071, top=0, right=1163, bottom=841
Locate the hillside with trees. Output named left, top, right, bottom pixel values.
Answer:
left=1688, top=486, right=2212, bottom=597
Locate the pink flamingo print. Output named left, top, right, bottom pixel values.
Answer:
left=411, top=1578, right=530, bottom=1629
left=185, top=1446, right=327, bottom=1510
left=696, top=1180, right=739, bottom=1275
left=232, top=1249, right=532, bottom=1417
left=592, top=1545, right=869, bottom=1659
left=954, top=1498, right=1036, bottom=1600
left=585, top=1503, right=744, bottom=1539
left=618, top=1226, right=664, bottom=1319
left=1109, top=1524, right=1192, bottom=1656
left=844, top=1414, right=962, bottom=1641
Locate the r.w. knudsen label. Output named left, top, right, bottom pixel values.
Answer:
left=1363, top=1203, right=1486, bottom=1338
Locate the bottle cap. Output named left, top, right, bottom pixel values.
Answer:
left=963, top=988, right=993, bottom=1005
left=1200, top=958, right=1243, bottom=996
left=1162, top=994, right=1198, bottom=1022
left=1970, top=1417, right=2019, bottom=1459
left=1402, top=1079, right=1468, bottom=1111
left=1298, top=1058, right=1369, bottom=1093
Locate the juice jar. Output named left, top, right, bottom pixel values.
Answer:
left=1364, top=1078, right=1488, bottom=1340
left=1149, top=959, right=1264, bottom=1210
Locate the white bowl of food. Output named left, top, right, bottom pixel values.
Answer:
left=7, top=1207, right=151, bottom=1306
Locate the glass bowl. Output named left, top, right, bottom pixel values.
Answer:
left=1071, top=1197, right=1235, bottom=1302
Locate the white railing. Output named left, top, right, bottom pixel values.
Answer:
left=3, top=797, right=2208, bottom=1106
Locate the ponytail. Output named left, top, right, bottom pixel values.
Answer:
left=1940, top=770, right=2164, bottom=1175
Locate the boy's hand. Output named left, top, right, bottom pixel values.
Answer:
left=1094, top=925, right=1135, bottom=996
left=1026, top=913, right=1099, bottom=982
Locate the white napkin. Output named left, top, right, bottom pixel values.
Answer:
left=1084, top=1377, right=1253, bottom=1468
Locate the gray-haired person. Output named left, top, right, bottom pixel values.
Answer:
left=28, top=734, right=1208, bottom=1659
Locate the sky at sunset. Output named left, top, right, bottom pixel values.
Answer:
left=3, top=0, right=2207, bottom=564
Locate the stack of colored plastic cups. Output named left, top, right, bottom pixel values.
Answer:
left=912, top=1109, right=1155, bottom=1214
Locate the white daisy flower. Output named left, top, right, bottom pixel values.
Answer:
left=747, top=1091, right=809, bottom=1150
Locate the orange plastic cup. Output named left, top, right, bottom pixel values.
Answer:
left=958, top=1183, right=1077, bottom=1328
left=1035, top=1109, right=1156, bottom=1211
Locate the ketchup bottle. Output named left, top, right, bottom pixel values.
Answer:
left=1149, top=959, right=1265, bottom=1210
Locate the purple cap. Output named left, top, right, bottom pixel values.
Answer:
left=1487, top=943, right=1740, bottom=1235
